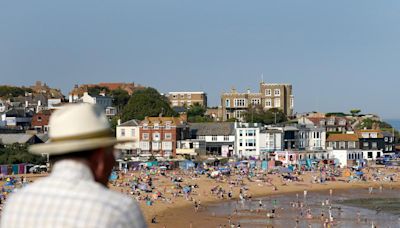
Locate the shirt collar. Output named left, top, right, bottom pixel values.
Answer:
left=50, top=160, right=94, bottom=181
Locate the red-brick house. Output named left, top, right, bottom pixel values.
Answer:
left=31, top=110, right=52, bottom=133
left=139, top=116, right=189, bottom=157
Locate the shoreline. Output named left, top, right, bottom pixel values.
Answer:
left=143, top=176, right=400, bottom=228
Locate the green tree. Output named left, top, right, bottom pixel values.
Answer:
left=187, top=103, right=212, bottom=122
left=87, top=86, right=110, bottom=96
left=110, top=89, right=130, bottom=112
left=244, top=106, right=287, bottom=125
left=121, top=88, right=177, bottom=121
left=0, top=86, right=33, bottom=99
left=0, top=144, right=46, bottom=164
left=350, top=109, right=361, bottom=116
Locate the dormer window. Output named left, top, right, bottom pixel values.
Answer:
left=143, top=123, right=148, bottom=130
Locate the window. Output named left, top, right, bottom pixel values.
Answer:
left=239, top=130, right=243, bottom=136
left=234, top=99, right=246, bottom=107
left=265, top=89, right=272, bottom=96
left=187, top=94, right=191, bottom=99
left=339, top=141, right=345, bottom=149
left=154, top=124, right=159, bottom=130
left=363, top=142, right=369, bottom=148
left=212, top=135, right=217, bottom=141
left=265, top=99, right=272, bottom=108
left=165, top=133, right=172, bottom=140
left=274, top=98, right=280, bottom=108
left=274, top=89, right=281, bottom=96
left=225, top=99, right=230, bottom=108
left=142, top=133, right=149, bottom=140
left=37, top=116, right=42, bottom=122
left=246, top=130, right=255, bottom=136
left=290, top=97, right=294, bottom=108
left=224, top=136, right=230, bottom=141
left=348, top=141, right=356, bottom=149
left=180, top=94, right=185, bottom=98
left=162, top=142, right=172, bottom=150
left=368, top=152, right=373, bottom=159
left=371, top=142, right=377, bottom=149
left=131, top=129, right=135, bottom=137
left=172, top=95, right=177, bottom=99
left=121, top=129, right=125, bottom=137
left=246, top=139, right=256, bottom=147
left=239, top=139, right=243, bottom=147
left=143, top=124, right=148, bottom=130
left=165, top=122, right=171, bottom=130
left=385, top=137, right=388, bottom=142
left=235, top=110, right=245, bottom=119
left=251, top=99, right=260, bottom=106
left=153, top=132, right=160, bottom=141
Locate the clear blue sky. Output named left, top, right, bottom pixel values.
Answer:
left=1, top=1, right=400, bottom=118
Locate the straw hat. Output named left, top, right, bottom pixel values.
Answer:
left=29, top=103, right=125, bottom=155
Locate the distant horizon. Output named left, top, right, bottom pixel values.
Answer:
left=2, top=1, right=400, bottom=118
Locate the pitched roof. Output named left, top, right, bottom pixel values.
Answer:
left=143, top=116, right=185, bottom=126
left=119, top=119, right=140, bottom=127
left=327, top=134, right=358, bottom=142
left=0, top=134, right=43, bottom=144
left=190, top=122, right=235, bottom=136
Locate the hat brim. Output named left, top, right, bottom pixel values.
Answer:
left=29, top=137, right=130, bottom=156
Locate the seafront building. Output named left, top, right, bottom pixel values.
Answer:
left=166, top=91, right=207, bottom=108
left=221, top=82, right=294, bottom=121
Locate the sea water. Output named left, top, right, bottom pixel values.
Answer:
left=207, top=188, right=400, bottom=227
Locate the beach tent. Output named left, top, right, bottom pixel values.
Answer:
left=146, top=161, right=158, bottom=168
left=179, top=160, right=195, bottom=170
left=109, top=171, right=118, bottom=181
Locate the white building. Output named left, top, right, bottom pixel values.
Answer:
left=329, top=150, right=364, bottom=168
left=115, top=119, right=141, bottom=156
left=234, top=122, right=262, bottom=159
left=189, top=122, right=235, bottom=157
left=259, top=128, right=284, bottom=158
left=79, top=92, right=113, bottom=112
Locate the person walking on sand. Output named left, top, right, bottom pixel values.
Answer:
left=1, top=104, right=147, bottom=228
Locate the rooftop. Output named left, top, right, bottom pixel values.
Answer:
left=190, top=122, right=235, bottom=136
left=327, top=134, right=359, bottom=142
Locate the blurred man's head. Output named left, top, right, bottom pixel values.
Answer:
left=29, top=103, right=125, bottom=186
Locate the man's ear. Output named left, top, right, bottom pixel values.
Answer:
left=90, top=149, right=105, bottom=182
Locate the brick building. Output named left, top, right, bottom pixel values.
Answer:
left=221, top=82, right=294, bottom=121
left=166, top=92, right=207, bottom=107
left=139, top=116, right=189, bottom=157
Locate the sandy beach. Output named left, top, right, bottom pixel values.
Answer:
left=1, top=166, right=399, bottom=228
left=110, top=166, right=400, bottom=228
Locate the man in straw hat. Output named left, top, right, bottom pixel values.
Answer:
left=1, top=103, right=147, bottom=228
